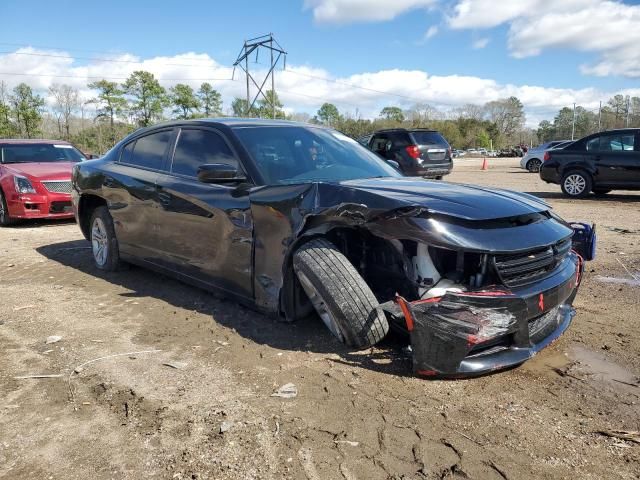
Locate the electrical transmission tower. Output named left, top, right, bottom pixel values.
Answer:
left=233, top=34, right=287, bottom=118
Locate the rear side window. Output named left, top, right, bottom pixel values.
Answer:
left=126, top=130, right=172, bottom=170
left=120, top=141, right=135, bottom=164
left=171, top=129, right=237, bottom=177
left=410, top=131, right=448, bottom=146
left=370, top=134, right=389, bottom=154
left=587, top=134, right=635, bottom=152
left=389, top=132, right=411, bottom=148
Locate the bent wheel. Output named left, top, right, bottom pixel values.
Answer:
left=293, top=238, right=389, bottom=348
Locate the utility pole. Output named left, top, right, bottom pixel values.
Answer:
left=571, top=102, right=576, bottom=140
left=625, top=96, right=631, bottom=127
left=598, top=101, right=602, bottom=131
left=233, top=34, right=287, bottom=118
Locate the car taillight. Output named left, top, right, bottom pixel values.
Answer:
left=543, top=151, right=550, bottom=162
left=405, top=145, right=421, bottom=159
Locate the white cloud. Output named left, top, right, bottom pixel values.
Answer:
left=1, top=47, right=638, bottom=126
left=448, top=0, right=640, bottom=77
left=425, top=25, right=439, bottom=39
left=472, top=37, right=489, bottom=49
left=304, top=0, right=437, bottom=24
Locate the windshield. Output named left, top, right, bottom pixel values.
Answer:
left=1, top=144, right=86, bottom=164
left=233, top=126, right=401, bottom=185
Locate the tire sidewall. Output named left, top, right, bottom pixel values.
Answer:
left=561, top=170, right=592, bottom=198
left=0, top=188, right=13, bottom=226
left=89, top=206, right=120, bottom=271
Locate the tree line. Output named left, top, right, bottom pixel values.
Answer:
left=0, top=69, right=638, bottom=154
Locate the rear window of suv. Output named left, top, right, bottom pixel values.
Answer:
left=409, top=131, right=448, bottom=146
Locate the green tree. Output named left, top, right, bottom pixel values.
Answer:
left=122, top=71, right=168, bottom=127
left=257, top=90, right=285, bottom=119
left=317, top=103, right=341, bottom=126
left=197, top=83, right=222, bottom=117
left=169, top=83, right=199, bottom=119
left=231, top=97, right=255, bottom=117
left=0, top=81, right=17, bottom=137
left=87, top=79, right=128, bottom=143
left=380, top=106, right=405, bottom=122
left=10, top=83, right=44, bottom=138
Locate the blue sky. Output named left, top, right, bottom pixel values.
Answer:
left=1, top=0, right=639, bottom=125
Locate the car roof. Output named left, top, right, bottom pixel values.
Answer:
left=0, top=139, right=73, bottom=145
left=374, top=128, right=438, bottom=133
left=137, top=117, right=326, bottom=131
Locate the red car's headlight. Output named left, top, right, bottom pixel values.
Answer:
left=14, top=175, right=36, bottom=194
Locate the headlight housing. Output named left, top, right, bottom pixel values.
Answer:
left=14, top=175, right=36, bottom=194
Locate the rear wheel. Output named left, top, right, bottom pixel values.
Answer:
left=293, top=238, right=389, bottom=348
left=0, top=189, right=15, bottom=227
left=561, top=170, right=592, bottom=198
left=90, top=206, right=123, bottom=271
left=526, top=158, right=542, bottom=173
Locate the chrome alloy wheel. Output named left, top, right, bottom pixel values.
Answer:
left=296, top=269, right=345, bottom=342
left=91, top=217, right=109, bottom=267
left=563, top=174, right=587, bottom=196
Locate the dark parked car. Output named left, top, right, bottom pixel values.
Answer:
left=72, top=119, right=594, bottom=377
left=367, top=128, right=452, bottom=179
left=540, top=128, right=640, bottom=197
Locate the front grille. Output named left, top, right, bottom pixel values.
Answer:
left=493, top=238, right=571, bottom=287
left=528, top=306, right=561, bottom=343
left=42, top=180, right=72, bottom=194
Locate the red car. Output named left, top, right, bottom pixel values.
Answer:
left=0, top=140, right=87, bottom=226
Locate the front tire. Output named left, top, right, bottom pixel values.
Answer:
left=561, top=170, right=592, bottom=198
left=526, top=158, right=542, bottom=173
left=293, top=238, right=389, bottom=348
left=90, top=206, right=123, bottom=271
left=0, top=189, right=15, bottom=227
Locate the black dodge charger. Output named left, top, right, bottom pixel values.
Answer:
left=72, top=119, right=595, bottom=377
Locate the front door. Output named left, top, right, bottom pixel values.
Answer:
left=153, top=127, right=253, bottom=300
left=588, top=132, right=640, bottom=186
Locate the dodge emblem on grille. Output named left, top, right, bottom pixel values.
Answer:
left=538, top=293, right=545, bottom=312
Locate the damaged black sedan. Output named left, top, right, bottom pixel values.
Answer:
left=71, top=119, right=595, bottom=377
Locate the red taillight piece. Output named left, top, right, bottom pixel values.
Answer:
left=405, top=145, right=421, bottom=159
left=543, top=151, right=550, bottom=162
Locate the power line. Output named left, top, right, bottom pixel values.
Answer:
left=0, top=71, right=234, bottom=82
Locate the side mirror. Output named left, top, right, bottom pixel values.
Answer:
left=197, top=163, right=246, bottom=184
left=387, top=159, right=400, bottom=170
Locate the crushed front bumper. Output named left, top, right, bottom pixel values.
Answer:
left=391, top=251, right=584, bottom=377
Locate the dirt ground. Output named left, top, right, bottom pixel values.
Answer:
left=1, top=158, right=639, bottom=480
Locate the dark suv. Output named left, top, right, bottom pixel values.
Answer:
left=368, top=129, right=452, bottom=179
left=540, top=128, right=640, bottom=197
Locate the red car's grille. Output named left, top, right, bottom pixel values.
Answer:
left=42, top=180, right=72, bottom=194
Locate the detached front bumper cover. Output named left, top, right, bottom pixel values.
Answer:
left=395, top=248, right=586, bottom=378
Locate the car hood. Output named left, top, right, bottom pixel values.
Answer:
left=338, top=177, right=549, bottom=221
left=3, top=162, right=75, bottom=180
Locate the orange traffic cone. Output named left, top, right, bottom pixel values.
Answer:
left=481, top=157, right=488, bottom=170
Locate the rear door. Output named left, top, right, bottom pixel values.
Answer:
left=108, top=128, right=174, bottom=261
left=587, top=132, right=639, bottom=186
left=153, top=127, right=253, bottom=300
left=409, top=131, right=451, bottom=168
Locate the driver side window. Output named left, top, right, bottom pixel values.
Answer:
left=171, top=129, right=238, bottom=177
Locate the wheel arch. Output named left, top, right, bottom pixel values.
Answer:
left=77, top=194, right=108, bottom=240
left=279, top=223, right=409, bottom=322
